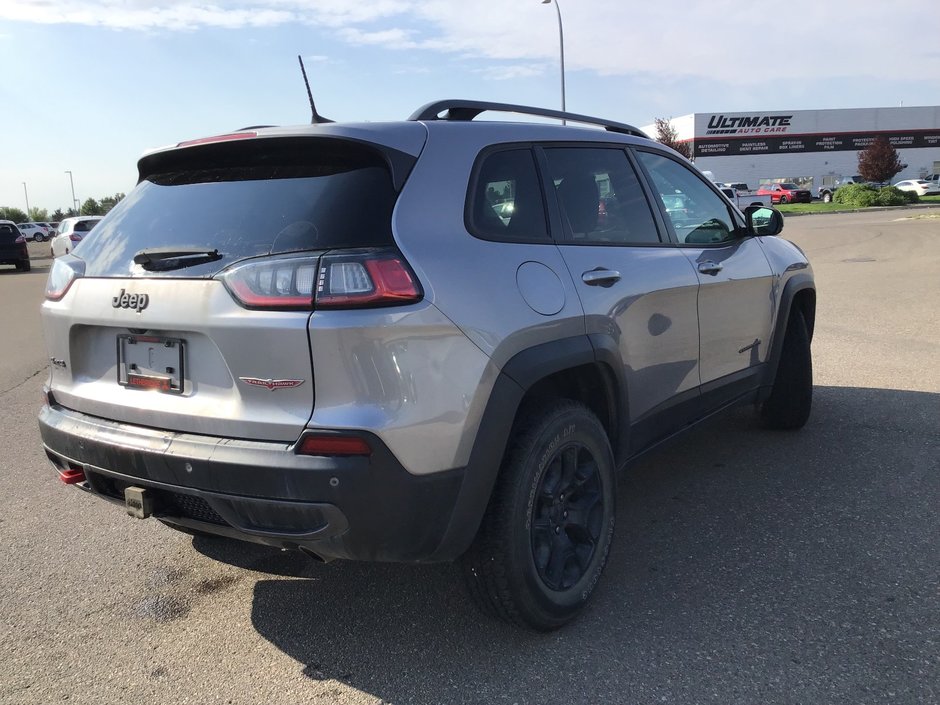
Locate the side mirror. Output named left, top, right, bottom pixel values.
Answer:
left=744, top=205, right=783, bottom=236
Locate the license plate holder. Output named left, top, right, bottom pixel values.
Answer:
left=117, top=334, right=185, bottom=394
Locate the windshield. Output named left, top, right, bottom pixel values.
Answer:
left=780, top=183, right=800, bottom=190
left=76, top=140, right=402, bottom=278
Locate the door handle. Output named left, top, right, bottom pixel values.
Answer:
left=697, top=261, right=723, bottom=275
left=582, top=269, right=621, bottom=286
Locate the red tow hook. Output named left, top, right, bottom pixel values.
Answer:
left=59, top=467, right=86, bottom=484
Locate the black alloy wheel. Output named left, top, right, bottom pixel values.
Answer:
left=530, top=443, right=605, bottom=591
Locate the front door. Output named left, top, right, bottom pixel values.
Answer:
left=541, top=146, right=702, bottom=437
left=634, top=150, right=776, bottom=396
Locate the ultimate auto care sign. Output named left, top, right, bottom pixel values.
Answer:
left=693, top=108, right=940, bottom=158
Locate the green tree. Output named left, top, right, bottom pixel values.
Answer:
left=80, top=198, right=103, bottom=216
left=52, top=209, right=66, bottom=222
left=655, top=117, right=693, bottom=160
left=28, top=207, right=50, bottom=222
left=0, top=206, right=28, bottom=223
left=857, top=136, right=903, bottom=184
left=99, top=192, right=126, bottom=214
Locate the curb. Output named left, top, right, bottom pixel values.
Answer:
left=781, top=203, right=940, bottom=217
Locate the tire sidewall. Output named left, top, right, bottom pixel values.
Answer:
left=507, top=408, right=616, bottom=626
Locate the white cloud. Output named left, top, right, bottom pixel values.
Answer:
left=337, top=27, right=419, bottom=50
left=476, top=64, right=546, bottom=81
left=2, top=0, right=938, bottom=84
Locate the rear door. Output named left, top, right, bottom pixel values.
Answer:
left=634, top=149, right=775, bottom=402
left=541, top=146, right=702, bottom=447
left=42, top=133, right=422, bottom=442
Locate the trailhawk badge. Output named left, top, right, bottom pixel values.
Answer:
left=238, top=377, right=305, bottom=391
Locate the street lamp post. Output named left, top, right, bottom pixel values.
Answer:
left=65, top=170, right=78, bottom=214
left=541, top=0, right=566, bottom=124
left=22, top=182, right=30, bottom=217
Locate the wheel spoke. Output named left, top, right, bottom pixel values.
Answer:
left=570, top=457, right=599, bottom=495
left=557, top=446, right=579, bottom=495
left=544, top=532, right=576, bottom=588
left=540, top=456, right=563, bottom=500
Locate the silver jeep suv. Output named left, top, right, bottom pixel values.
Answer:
left=39, top=100, right=815, bottom=630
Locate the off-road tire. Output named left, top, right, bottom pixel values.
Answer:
left=760, top=309, right=812, bottom=429
left=461, top=400, right=616, bottom=631
left=822, top=192, right=832, bottom=203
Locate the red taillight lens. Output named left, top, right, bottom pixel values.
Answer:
left=220, top=255, right=318, bottom=309
left=45, top=256, right=85, bottom=301
left=296, top=434, right=372, bottom=457
left=316, top=251, right=421, bottom=309
left=69, top=234, right=82, bottom=242
left=15, top=235, right=26, bottom=244
left=219, top=250, right=421, bottom=311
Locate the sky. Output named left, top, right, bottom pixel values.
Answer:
left=1, top=0, right=938, bottom=214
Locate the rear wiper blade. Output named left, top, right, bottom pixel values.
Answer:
left=133, top=247, right=223, bottom=271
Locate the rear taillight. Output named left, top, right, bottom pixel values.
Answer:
left=45, top=256, right=85, bottom=301
left=219, top=250, right=422, bottom=311
left=316, top=251, right=421, bottom=309
left=220, top=255, right=318, bottom=309
left=15, top=235, right=25, bottom=244
left=69, top=234, right=82, bottom=242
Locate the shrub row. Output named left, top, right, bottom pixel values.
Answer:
left=833, top=183, right=919, bottom=208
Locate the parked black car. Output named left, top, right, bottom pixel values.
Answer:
left=0, top=221, right=31, bottom=272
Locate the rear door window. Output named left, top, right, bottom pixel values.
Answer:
left=542, top=147, right=661, bottom=245
left=76, top=137, right=408, bottom=278
left=467, top=148, right=550, bottom=242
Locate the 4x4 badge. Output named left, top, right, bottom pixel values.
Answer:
left=238, top=377, right=305, bottom=391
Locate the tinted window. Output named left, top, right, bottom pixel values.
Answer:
left=543, top=148, right=660, bottom=245
left=0, top=224, right=19, bottom=244
left=77, top=139, right=402, bottom=278
left=468, top=149, right=549, bottom=241
left=636, top=151, right=740, bottom=245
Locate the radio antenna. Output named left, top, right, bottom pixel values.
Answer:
left=298, top=55, right=333, bottom=124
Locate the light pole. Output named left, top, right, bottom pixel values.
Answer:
left=22, top=182, right=30, bottom=217
left=65, top=170, right=78, bottom=214
left=541, top=0, right=566, bottom=124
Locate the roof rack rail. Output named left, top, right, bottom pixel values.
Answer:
left=408, top=99, right=649, bottom=138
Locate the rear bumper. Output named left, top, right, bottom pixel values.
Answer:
left=39, top=402, right=465, bottom=562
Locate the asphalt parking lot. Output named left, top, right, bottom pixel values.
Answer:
left=2, top=209, right=938, bottom=704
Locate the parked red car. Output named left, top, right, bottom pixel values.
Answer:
left=756, top=182, right=812, bottom=204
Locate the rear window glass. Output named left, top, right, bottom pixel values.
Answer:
left=77, top=138, right=402, bottom=278
left=0, top=224, right=19, bottom=243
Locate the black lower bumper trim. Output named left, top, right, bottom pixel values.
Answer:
left=39, top=403, right=463, bottom=562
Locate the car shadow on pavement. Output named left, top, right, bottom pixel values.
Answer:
left=197, top=385, right=940, bottom=705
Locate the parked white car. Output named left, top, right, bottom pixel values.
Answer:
left=17, top=222, right=51, bottom=242
left=893, top=179, right=940, bottom=196
left=50, top=216, right=103, bottom=257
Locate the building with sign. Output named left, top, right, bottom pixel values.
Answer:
left=644, top=106, right=940, bottom=194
